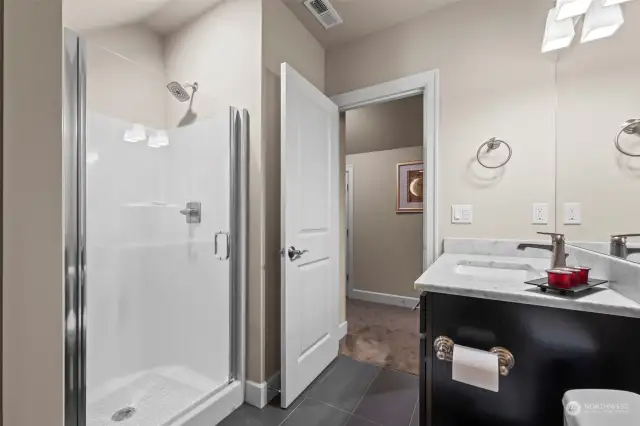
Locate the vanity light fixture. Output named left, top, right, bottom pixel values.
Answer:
left=542, top=7, right=576, bottom=52
left=556, top=0, right=593, bottom=20
left=603, top=0, right=633, bottom=6
left=581, top=0, right=624, bottom=43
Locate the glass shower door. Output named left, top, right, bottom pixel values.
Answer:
left=82, top=40, right=235, bottom=426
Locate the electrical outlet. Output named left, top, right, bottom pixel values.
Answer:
left=532, top=203, right=548, bottom=225
left=564, top=203, right=581, bottom=225
left=452, top=205, right=473, bottom=224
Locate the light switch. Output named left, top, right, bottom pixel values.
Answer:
left=564, top=203, right=581, bottom=225
left=532, top=203, right=548, bottom=225
left=452, top=205, right=473, bottom=224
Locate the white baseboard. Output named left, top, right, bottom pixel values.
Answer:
left=245, top=372, right=281, bottom=408
left=244, top=380, right=265, bottom=408
left=349, top=289, right=419, bottom=309
left=337, top=321, right=348, bottom=340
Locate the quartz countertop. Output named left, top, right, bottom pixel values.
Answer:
left=414, top=253, right=640, bottom=319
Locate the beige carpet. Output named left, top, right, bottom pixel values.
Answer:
left=341, top=298, right=420, bottom=375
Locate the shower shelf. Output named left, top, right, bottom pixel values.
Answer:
left=124, top=202, right=180, bottom=208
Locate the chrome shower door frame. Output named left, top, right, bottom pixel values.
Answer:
left=63, top=29, right=247, bottom=426
left=63, top=29, right=87, bottom=426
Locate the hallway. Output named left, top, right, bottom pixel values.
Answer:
left=342, top=299, right=420, bottom=375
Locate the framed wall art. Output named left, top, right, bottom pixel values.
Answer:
left=396, top=160, right=424, bottom=213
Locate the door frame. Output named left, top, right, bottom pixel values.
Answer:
left=345, top=164, right=354, bottom=297
left=331, top=70, right=440, bottom=270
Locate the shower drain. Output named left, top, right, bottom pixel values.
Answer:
left=111, top=406, right=136, bottom=422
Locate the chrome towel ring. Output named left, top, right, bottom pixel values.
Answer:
left=615, top=119, right=640, bottom=157
left=477, top=137, right=512, bottom=169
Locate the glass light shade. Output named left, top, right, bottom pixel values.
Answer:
left=556, top=0, right=593, bottom=20
left=542, top=8, right=576, bottom=53
left=148, top=130, right=170, bottom=148
left=123, top=123, right=147, bottom=143
left=581, top=1, right=624, bottom=43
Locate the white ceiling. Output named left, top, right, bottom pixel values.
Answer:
left=64, top=0, right=460, bottom=45
left=282, top=0, right=462, bottom=48
left=63, top=0, right=224, bottom=34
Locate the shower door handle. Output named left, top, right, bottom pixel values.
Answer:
left=215, top=232, right=230, bottom=260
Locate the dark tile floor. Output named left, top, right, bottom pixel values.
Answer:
left=219, top=356, right=419, bottom=426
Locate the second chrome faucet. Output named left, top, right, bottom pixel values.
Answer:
left=610, top=234, right=640, bottom=260
left=517, top=232, right=567, bottom=269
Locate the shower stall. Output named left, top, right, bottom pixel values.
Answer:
left=63, top=29, right=247, bottom=426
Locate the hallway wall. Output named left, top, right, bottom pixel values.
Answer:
left=346, top=146, right=424, bottom=298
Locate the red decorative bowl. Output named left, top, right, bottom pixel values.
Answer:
left=546, top=269, right=574, bottom=289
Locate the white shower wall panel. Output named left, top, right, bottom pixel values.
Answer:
left=85, top=112, right=231, bottom=405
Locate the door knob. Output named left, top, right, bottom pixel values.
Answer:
left=288, top=246, right=308, bottom=261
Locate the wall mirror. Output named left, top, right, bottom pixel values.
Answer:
left=555, top=1, right=640, bottom=263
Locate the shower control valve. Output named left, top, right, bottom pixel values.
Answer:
left=180, top=201, right=202, bottom=224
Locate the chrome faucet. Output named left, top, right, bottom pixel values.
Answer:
left=517, top=232, right=567, bottom=269
left=610, top=234, right=640, bottom=260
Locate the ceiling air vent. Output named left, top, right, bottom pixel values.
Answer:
left=303, top=0, right=343, bottom=30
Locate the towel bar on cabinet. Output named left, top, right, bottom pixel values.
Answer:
left=433, top=336, right=515, bottom=376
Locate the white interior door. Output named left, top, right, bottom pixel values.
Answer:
left=280, top=63, right=340, bottom=408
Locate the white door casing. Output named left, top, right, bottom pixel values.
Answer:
left=280, top=63, right=340, bottom=408
left=345, top=165, right=354, bottom=296
left=330, top=70, right=440, bottom=269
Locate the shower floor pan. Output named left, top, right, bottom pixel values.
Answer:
left=87, top=370, right=220, bottom=426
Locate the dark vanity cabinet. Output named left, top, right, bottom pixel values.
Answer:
left=419, top=291, right=640, bottom=426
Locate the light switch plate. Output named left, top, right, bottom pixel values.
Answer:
left=532, top=203, right=548, bottom=225
left=564, top=203, right=581, bottom=225
left=452, top=205, right=473, bottom=224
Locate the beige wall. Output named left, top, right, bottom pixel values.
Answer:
left=327, top=0, right=557, bottom=243
left=3, top=1, right=65, bottom=425
left=556, top=1, right=640, bottom=243
left=261, top=0, right=325, bottom=381
left=347, top=147, right=424, bottom=298
left=262, top=69, right=281, bottom=380
left=346, top=96, right=423, bottom=155
left=263, top=0, right=324, bottom=92
left=83, top=24, right=167, bottom=128
left=83, top=24, right=166, bottom=71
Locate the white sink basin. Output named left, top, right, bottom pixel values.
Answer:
left=455, top=260, right=545, bottom=282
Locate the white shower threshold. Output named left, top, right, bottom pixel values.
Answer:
left=87, top=366, right=241, bottom=426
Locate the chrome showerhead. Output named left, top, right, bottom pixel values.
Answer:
left=167, top=81, right=198, bottom=102
left=167, top=81, right=190, bottom=102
